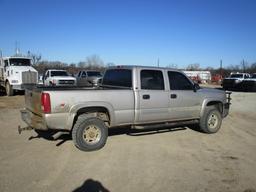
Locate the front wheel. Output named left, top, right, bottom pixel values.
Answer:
left=6, top=81, right=14, bottom=96
left=72, top=116, right=108, bottom=151
left=199, top=107, right=222, bottom=134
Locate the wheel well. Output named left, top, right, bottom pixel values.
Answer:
left=73, top=107, right=110, bottom=128
left=206, top=101, right=223, bottom=113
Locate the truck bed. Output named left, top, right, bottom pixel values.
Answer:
left=24, top=84, right=135, bottom=129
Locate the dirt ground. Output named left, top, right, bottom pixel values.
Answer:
left=0, top=89, right=256, bottom=192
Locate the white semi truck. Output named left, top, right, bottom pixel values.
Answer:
left=0, top=56, right=38, bottom=96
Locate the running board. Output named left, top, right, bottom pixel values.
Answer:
left=131, top=119, right=199, bottom=130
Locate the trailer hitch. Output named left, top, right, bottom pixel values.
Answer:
left=18, top=125, right=33, bottom=134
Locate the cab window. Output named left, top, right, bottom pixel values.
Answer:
left=141, top=70, right=164, bottom=90
left=168, top=71, right=193, bottom=90
left=81, top=71, right=87, bottom=78
left=4, top=60, right=8, bottom=67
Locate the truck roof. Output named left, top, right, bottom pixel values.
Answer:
left=1, top=56, right=31, bottom=60
left=46, top=69, right=67, bottom=71
left=108, top=65, right=182, bottom=72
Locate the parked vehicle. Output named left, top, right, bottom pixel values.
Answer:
left=241, top=73, right=256, bottom=92
left=76, top=70, right=102, bottom=87
left=222, top=72, right=250, bottom=90
left=20, top=66, right=231, bottom=151
left=43, top=69, right=76, bottom=86
left=0, top=56, right=38, bottom=96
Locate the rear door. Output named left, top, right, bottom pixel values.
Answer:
left=167, top=71, right=201, bottom=120
left=136, top=69, right=169, bottom=123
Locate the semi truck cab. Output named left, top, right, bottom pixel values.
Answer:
left=0, top=56, right=38, bottom=96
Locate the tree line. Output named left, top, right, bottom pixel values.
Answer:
left=29, top=53, right=256, bottom=77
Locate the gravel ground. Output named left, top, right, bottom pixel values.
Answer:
left=0, top=90, right=255, bottom=192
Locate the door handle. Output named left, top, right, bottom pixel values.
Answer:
left=143, top=94, right=150, bottom=99
left=170, top=94, right=177, bottom=99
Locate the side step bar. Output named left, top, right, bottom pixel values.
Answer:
left=131, top=119, right=199, bottom=130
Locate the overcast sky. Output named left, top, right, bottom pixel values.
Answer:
left=0, top=0, right=256, bottom=68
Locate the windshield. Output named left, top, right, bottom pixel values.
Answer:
left=230, top=74, right=243, bottom=78
left=87, top=71, right=102, bottom=77
left=51, top=71, right=69, bottom=76
left=9, top=58, right=31, bottom=66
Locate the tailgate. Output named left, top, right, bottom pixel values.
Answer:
left=25, top=88, right=42, bottom=116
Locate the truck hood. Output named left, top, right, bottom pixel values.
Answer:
left=87, top=76, right=102, bottom=81
left=9, top=66, right=37, bottom=72
left=198, top=87, right=226, bottom=101
left=224, top=77, right=243, bottom=80
left=243, top=78, right=256, bottom=82
left=52, top=76, right=76, bottom=80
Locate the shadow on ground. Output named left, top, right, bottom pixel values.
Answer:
left=73, top=179, right=110, bottom=192
left=28, top=125, right=190, bottom=147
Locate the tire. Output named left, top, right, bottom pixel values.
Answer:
left=6, top=81, right=14, bottom=96
left=199, top=107, right=222, bottom=134
left=72, top=116, right=108, bottom=151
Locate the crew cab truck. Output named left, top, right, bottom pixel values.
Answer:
left=20, top=66, right=231, bottom=151
left=43, top=69, right=76, bottom=86
left=222, top=72, right=250, bottom=90
left=0, top=56, right=38, bottom=96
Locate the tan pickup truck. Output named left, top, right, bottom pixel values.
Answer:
left=20, top=66, right=231, bottom=151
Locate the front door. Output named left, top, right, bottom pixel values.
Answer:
left=167, top=71, right=201, bottom=120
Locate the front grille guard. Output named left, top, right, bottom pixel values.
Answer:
left=225, top=91, right=232, bottom=106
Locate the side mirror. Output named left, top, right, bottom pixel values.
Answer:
left=193, top=83, right=200, bottom=92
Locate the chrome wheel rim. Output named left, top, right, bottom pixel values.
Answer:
left=83, top=125, right=101, bottom=145
left=207, top=113, right=218, bottom=129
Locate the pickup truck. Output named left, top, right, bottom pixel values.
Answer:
left=20, top=66, right=231, bottom=151
left=222, top=72, right=250, bottom=90
left=76, top=70, right=102, bottom=87
left=43, top=69, right=77, bottom=86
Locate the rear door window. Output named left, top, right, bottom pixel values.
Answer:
left=103, top=69, right=132, bottom=88
left=140, top=70, right=164, bottom=90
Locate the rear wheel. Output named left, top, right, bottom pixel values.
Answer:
left=6, top=81, right=14, bottom=96
left=200, top=107, right=222, bottom=134
left=72, top=116, right=108, bottom=151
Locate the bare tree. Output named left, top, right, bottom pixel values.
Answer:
left=186, top=63, right=200, bottom=70
left=27, top=51, right=41, bottom=65
left=166, top=63, right=178, bottom=69
left=85, top=55, right=104, bottom=69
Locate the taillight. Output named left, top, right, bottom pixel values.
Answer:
left=41, top=93, right=51, bottom=113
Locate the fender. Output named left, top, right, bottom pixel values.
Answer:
left=200, top=98, right=224, bottom=118
left=65, top=101, right=116, bottom=130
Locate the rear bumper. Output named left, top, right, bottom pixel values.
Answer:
left=20, top=109, right=71, bottom=131
left=21, top=109, right=47, bottom=130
